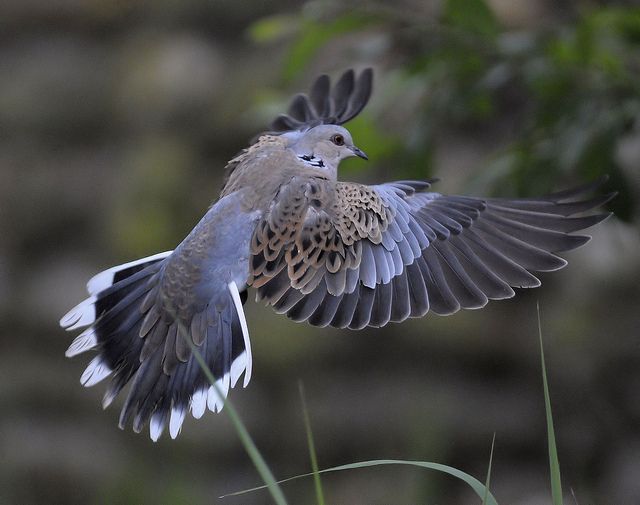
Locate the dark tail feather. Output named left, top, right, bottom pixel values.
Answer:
left=62, top=251, right=253, bottom=441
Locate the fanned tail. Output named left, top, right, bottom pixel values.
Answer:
left=61, top=253, right=252, bottom=441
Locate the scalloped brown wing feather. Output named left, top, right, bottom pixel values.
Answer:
left=249, top=178, right=392, bottom=297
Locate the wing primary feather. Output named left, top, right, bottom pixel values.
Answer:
left=308, top=293, right=343, bottom=327
left=417, top=251, right=460, bottom=316
left=331, top=289, right=360, bottom=328
left=488, top=193, right=614, bottom=216
left=287, top=282, right=327, bottom=322
left=332, top=69, right=355, bottom=117
left=462, top=229, right=541, bottom=288
left=432, top=241, right=488, bottom=309
left=288, top=94, right=315, bottom=122
left=272, top=288, right=305, bottom=314
left=309, top=74, right=331, bottom=116
left=258, top=268, right=293, bottom=304
left=271, top=114, right=301, bottom=132
left=405, top=261, right=429, bottom=317
left=426, top=202, right=475, bottom=227
left=486, top=204, right=611, bottom=233
left=342, top=68, right=373, bottom=122
left=473, top=220, right=567, bottom=271
left=413, top=215, right=438, bottom=242
left=349, top=285, right=376, bottom=330
left=415, top=211, right=450, bottom=240
left=359, top=242, right=377, bottom=288
left=481, top=211, right=591, bottom=252
left=447, top=235, right=515, bottom=299
left=369, top=281, right=393, bottom=327
left=390, top=273, right=411, bottom=323
left=430, top=199, right=482, bottom=219
left=425, top=209, right=464, bottom=234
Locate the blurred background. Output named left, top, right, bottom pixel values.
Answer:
left=1, top=0, right=639, bottom=503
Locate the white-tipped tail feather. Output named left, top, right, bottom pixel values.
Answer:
left=65, top=327, right=97, bottom=357
left=150, top=414, right=165, bottom=442
left=190, top=389, right=208, bottom=419
left=102, top=387, right=118, bottom=410
left=60, top=295, right=97, bottom=330
left=207, top=373, right=230, bottom=414
left=169, top=407, right=186, bottom=439
left=230, top=351, right=247, bottom=388
left=228, top=281, right=252, bottom=387
left=80, top=356, right=112, bottom=387
left=87, top=251, right=172, bottom=295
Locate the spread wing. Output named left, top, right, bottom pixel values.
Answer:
left=249, top=176, right=614, bottom=329
left=268, top=68, right=373, bottom=133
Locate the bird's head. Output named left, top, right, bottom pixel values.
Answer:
left=284, top=124, right=367, bottom=177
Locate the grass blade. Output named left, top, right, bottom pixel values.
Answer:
left=298, top=382, right=325, bottom=505
left=537, top=301, right=563, bottom=505
left=482, top=433, right=496, bottom=505
left=221, top=458, right=500, bottom=504
left=174, top=318, right=288, bottom=505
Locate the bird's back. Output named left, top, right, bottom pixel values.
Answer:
left=220, top=135, right=327, bottom=212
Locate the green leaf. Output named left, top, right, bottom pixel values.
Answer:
left=340, top=114, right=402, bottom=173
left=537, top=302, right=563, bottom=505
left=222, top=459, right=500, bottom=504
left=248, top=14, right=300, bottom=44
left=443, top=0, right=500, bottom=39
left=284, top=14, right=376, bottom=80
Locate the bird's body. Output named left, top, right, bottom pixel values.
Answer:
left=60, top=68, right=614, bottom=440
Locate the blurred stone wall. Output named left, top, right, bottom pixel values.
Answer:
left=1, top=1, right=639, bottom=504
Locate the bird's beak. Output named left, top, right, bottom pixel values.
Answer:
left=349, top=145, right=368, bottom=160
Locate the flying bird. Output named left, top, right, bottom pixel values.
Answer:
left=60, top=68, right=614, bottom=441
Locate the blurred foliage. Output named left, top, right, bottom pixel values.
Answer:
left=250, top=0, right=640, bottom=222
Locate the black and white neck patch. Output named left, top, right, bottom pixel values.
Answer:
left=299, top=154, right=325, bottom=168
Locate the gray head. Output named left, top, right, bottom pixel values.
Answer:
left=284, top=125, right=367, bottom=177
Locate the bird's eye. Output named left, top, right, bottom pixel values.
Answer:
left=331, top=134, right=345, bottom=146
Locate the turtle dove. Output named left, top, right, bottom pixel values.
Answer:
left=60, top=68, right=614, bottom=441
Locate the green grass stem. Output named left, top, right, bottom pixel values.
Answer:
left=175, top=319, right=288, bottom=505
left=482, top=433, right=496, bottom=505
left=298, top=381, right=326, bottom=505
left=537, top=301, right=564, bottom=505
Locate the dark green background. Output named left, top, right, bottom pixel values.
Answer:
left=2, top=0, right=639, bottom=503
